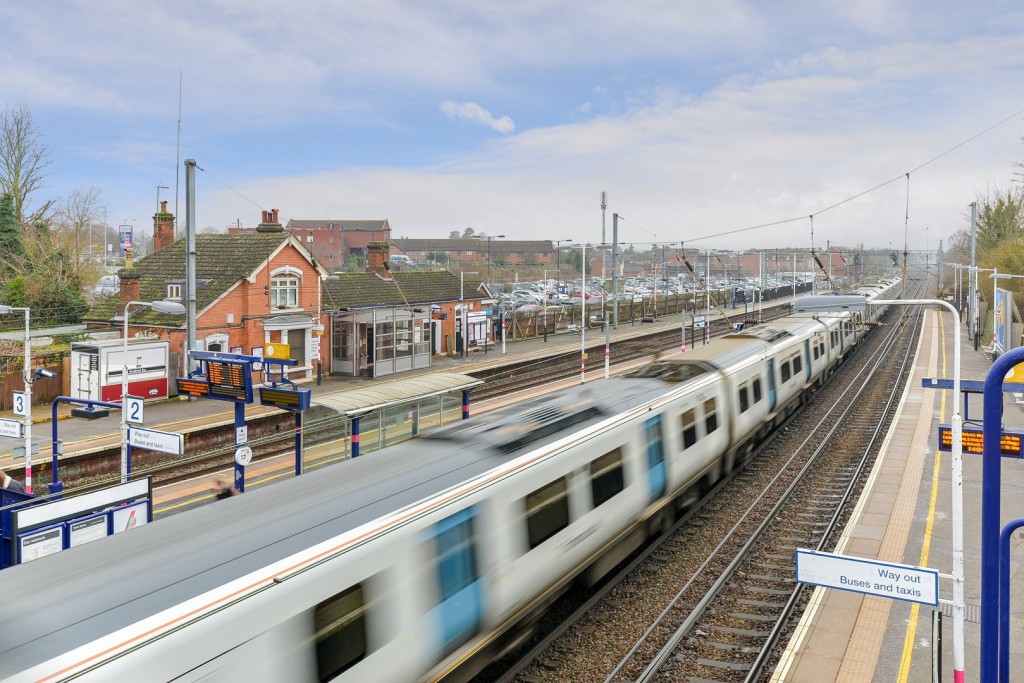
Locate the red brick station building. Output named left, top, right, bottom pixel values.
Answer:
left=85, top=207, right=490, bottom=381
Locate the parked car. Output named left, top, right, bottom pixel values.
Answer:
left=94, top=275, right=119, bottom=296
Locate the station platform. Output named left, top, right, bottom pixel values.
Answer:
left=774, top=309, right=1024, bottom=681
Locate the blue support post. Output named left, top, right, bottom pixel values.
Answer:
left=981, top=347, right=1024, bottom=682
left=49, top=397, right=122, bottom=496
left=462, top=389, right=470, bottom=420
left=999, top=517, right=1024, bottom=682
left=352, top=416, right=361, bottom=458
left=234, top=402, right=246, bottom=493
left=295, top=411, right=303, bottom=476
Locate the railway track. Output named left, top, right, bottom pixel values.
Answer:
left=52, top=304, right=793, bottom=496
left=492, top=286, right=926, bottom=683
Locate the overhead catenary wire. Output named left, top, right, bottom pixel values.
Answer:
left=679, top=104, right=1024, bottom=244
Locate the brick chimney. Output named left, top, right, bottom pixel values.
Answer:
left=256, top=208, right=284, bottom=233
left=365, top=241, right=391, bottom=278
left=153, top=200, right=175, bottom=253
left=117, top=268, right=141, bottom=317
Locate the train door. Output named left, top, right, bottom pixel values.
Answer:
left=803, top=340, right=812, bottom=381
left=766, top=359, right=777, bottom=411
left=644, top=416, right=666, bottom=501
left=430, top=507, right=482, bottom=657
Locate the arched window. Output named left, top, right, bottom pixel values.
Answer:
left=270, top=266, right=303, bottom=309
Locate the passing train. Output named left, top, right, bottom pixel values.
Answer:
left=0, top=279, right=901, bottom=683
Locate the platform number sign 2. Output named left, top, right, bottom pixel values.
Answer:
left=126, top=397, right=144, bottom=425
left=12, top=391, right=26, bottom=417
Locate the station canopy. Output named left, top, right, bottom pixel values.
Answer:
left=312, top=372, right=483, bottom=417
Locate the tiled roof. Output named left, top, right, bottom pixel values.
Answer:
left=83, top=233, right=292, bottom=326
left=286, top=219, right=390, bottom=232
left=322, top=271, right=486, bottom=310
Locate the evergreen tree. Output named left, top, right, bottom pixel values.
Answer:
left=0, top=192, right=24, bottom=277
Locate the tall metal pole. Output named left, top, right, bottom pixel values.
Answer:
left=602, top=193, right=610, bottom=378
left=970, top=201, right=978, bottom=344
left=581, top=242, right=586, bottom=384
left=612, top=213, right=620, bottom=329
left=21, top=308, right=31, bottom=494
left=185, top=159, right=198, bottom=374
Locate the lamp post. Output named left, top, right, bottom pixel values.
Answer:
left=797, top=295, right=965, bottom=682
left=483, top=235, right=507, bottom=288
left=459, top=272, right=478, bottom=358
left=122, top=300, right=186, bottom=482
left=0, top=305, right=33, bottom=494
left=553, top=239, right=573, bottom=298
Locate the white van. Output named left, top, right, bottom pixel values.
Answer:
left=388, top=255, right=414, bottom=266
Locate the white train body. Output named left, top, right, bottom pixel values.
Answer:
left=0, top=282, right=900, bottom=683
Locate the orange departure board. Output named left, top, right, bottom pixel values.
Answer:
left=207, top=360, right=251, bottom=401
left=938, top=424, right=1023, bottom=457
left=176, top=378, right=210, bottom=397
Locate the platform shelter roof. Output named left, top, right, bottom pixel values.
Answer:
left=313, top=372, right=483, bottom=417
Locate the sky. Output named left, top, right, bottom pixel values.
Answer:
left=2, top=1, right=1024, bottom=254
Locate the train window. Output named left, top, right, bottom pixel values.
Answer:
left=590, top=448, right=625, bottom=507
left=753, top=379, right=762, bottom=403
left=781, top=362, right=791, bottom=383
left=793, top=356, right=802, bottom=374
left=315, top=584, right=370, bottom=681
left=739, top=385, right=749, bottom=413
left=813, top=346, right=819, bottom=360
left=524, top=478, right=570, bottom=549
left=681, top=409, right=697, bottom=448
left=819, top=342, right=825, bottom=356
left=435, top=513, right=478, bottom=602
left=704, top=398, right=718, bottom=434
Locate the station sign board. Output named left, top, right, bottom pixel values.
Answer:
left=937, top=423, right=1024, bottom=458
left=796, top=549, right=938, bottom=606
left=128, top=426, right=184, bottom=456
left=0, top=418, right=23, bottom=439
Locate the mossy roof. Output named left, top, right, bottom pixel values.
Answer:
left=83, top=233, right=292, bottom=326
left=322, top=271, right=486, bottom=310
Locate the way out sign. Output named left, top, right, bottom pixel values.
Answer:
left=795, top=549, right=939, bottom=606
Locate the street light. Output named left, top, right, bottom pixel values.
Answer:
left=122, top=300, right=186, bottom=483
left=0, top=305, right=33, bottom=494
left=553, top=239, right=573, bottom=298
left=798, top=294, right=965, bottom=681
left=476, top=234, right=506, bottom=288
left=459, top=272, right=479, bottom=358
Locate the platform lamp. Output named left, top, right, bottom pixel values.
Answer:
left=121, top=300, right=186, bottom=483
left=0, top=305, right=34, bottom=494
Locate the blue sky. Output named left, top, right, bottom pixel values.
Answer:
left=3, top=1, right=1024, bottom=253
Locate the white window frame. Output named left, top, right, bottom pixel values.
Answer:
left=167, top=284, right=182, bottom=300
left=270, top=276, right=299, bottom=308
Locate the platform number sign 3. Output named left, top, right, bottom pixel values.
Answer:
left=126, top=397, right=144, bottom=425
left=12, top=391, right=26, bottom=417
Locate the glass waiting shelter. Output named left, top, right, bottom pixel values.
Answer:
left=330, top=307, right=432, bottom=378
left=313, top=372, right=483, bottom=457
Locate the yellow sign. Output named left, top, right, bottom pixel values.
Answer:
left=1005, top=363, right=1024, bottom=384
left=264, top=343, right=291, bottom=360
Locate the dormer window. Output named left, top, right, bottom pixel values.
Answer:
left=166, top=281, right=184, bottom=301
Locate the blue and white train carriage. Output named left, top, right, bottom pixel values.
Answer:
left=0, top=282, right=898, bottom=683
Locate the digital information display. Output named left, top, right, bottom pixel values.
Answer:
left=207, top=360, right=251, bottom=401
left=937, top=423, right=1024, bottom=458
left=176, top=377, right=210, bottom=397
left=259, top=387, right=312, bottom=411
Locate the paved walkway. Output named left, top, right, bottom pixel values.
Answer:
left=775, top=309, right=1024, bottom=681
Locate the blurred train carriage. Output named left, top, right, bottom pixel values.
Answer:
left=0, top=279, right=902, bottom=683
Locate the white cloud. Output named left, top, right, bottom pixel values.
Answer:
left=439, top=101, right=515, bottom=134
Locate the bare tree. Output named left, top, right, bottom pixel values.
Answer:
left=56, top=186, right=104, bottom=272
left=0, top=105, right=53, bottom=223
